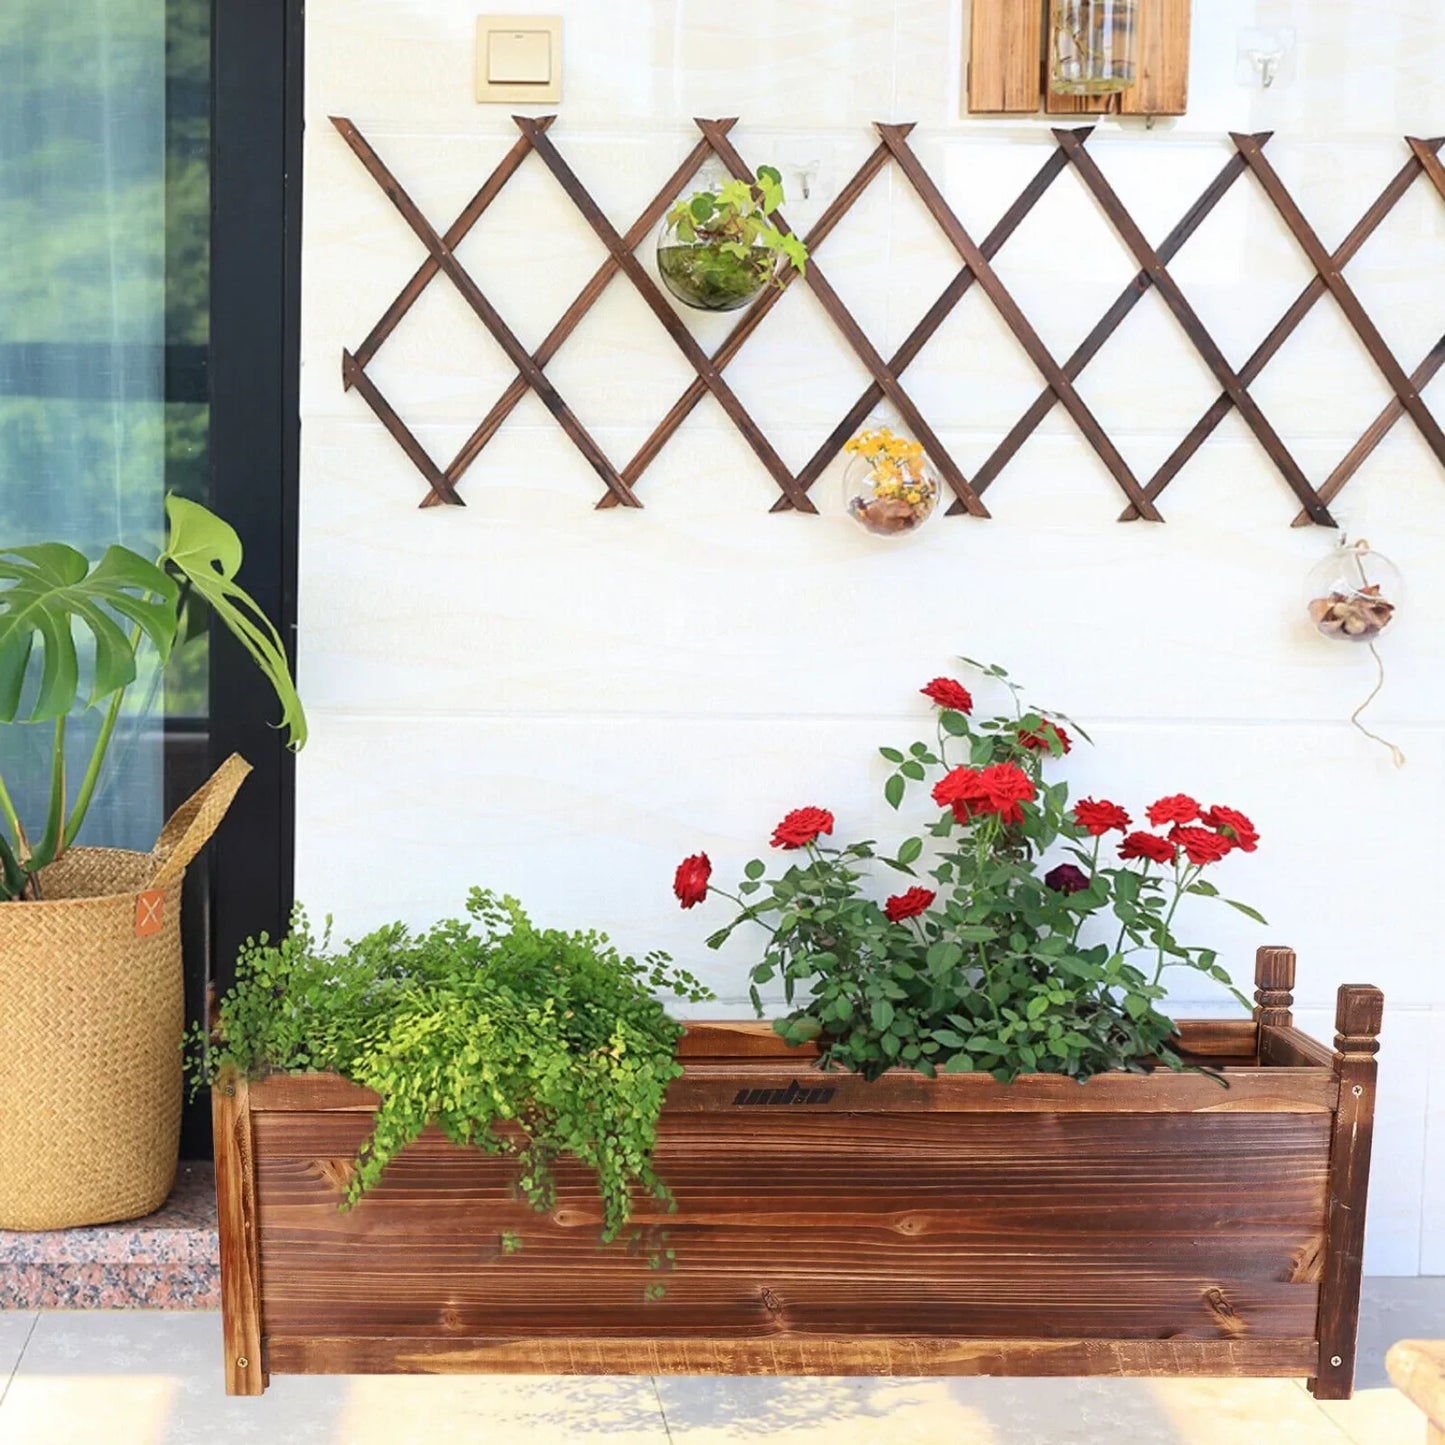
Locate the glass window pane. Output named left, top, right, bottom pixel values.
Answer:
left=0, top=1, right=199, bottom=855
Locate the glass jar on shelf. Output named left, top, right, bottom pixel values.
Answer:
left=1049, top=0, right=1140, bottom=97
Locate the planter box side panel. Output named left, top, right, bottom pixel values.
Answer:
left=253, top=1105, right=1329, bottom=1348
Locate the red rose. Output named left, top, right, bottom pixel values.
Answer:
left=1119, top=831, right=1177, bottom=866
left=1073, top=798, right=1131, bottom=836
left=770, top=806, right=835, bottom=850
left=1146, top=794, right=1201, bottom=827
left=1202, top=804, right=1259, bottom=854
left=933, top=764, right=1036, bottom=826
left=1170, top=825, right=1233, bottom=867
left=921, top=677, right=973, bottom=714
left=673, top=853, right=711, bottom=909
left=884, top=886, right=936, bottom=922
left=1019, top=720, right=1071, bottom=755
left=975, top=763, right=1037, bottom=825
left=932, top=766, right=987, bottom=821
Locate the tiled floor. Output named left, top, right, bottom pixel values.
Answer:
left=0, top=1280, right=1437, bottom=1444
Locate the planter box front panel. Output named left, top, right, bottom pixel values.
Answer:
left=253, top=1089, right=1329, bottom=1347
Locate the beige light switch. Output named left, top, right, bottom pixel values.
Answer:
left=476, top=16, right=562, bottom=103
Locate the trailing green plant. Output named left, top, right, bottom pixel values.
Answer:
left=658, top=166, right=810, bottom=309
left=194, top=889, right=713, bottom=1246
left=675, top=660, right=1264, bottom=1084
left=0, top=494, right=306, bottom=899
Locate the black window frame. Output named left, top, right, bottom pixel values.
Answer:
left=208, top=0, right=303, bottom=995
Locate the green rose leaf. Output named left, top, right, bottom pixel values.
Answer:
left=1225, top=898, right=1269, bottom=925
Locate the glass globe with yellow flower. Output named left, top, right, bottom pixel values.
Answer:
left=842, top=426, right=940, bottom=536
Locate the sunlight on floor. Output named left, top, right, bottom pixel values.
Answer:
left=0, top=1307, right=1434, bottom=1444
left=0, top=1375, right=179, bottom=1445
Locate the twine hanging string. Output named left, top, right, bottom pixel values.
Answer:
left=1346, top=540, right=1405, bottom=769
left=1352, top=640, right=1406, bottom=769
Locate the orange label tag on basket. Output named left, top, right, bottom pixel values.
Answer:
left=135, top=889, right=167, bottom=937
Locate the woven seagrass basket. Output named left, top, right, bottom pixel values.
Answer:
left=0, top=755, right=250, bottom=1230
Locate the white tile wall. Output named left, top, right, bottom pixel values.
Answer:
left=299, top=0, right=1445, bottom=1271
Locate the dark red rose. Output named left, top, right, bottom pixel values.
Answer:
left=921, top=677, right=973, bottom=714
left=1146, top=794, right=1201, bottom=827
left=1119, top=831, right=1178, bottom=866
left=1073, top=798, right=1131, bottom=836
left=1201, top=804, right=1259, bottom=854
left=1019, top=720, right=1071, bottom=755
left=1170, top=825, right=1233, bottom=867
left=1044, top=863, right=1090, bottom=895
left=673, top=853, right=712, bottom=909
left=884, top=886, right=936, bottom=923
left=770, top=807, right=835, bottom=850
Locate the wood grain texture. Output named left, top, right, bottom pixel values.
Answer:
left=877, top=124, right=1161, bottom=521
left=1045, top=89, right=1115, bottom=116
left=958, top=142, right=1255, bottom=513
left=253, top=1107, right=1328, bottom=1346
left=330, top=117, right=641, bottom=510
left=347, top=119, right=554, bottom=375
left=213, top=1071, right=266, bottom=1396
left=223, top=997, right=1373, bottom=1396
left=439, top=127, right=726, bottom=510
left=1141, top=140, right=1436, bottom=522
left=784, top=141, right=1075, bottom=514
left=697, top=120, right=990, bottom=518
left=1119, top=0, right=1192, bottom=115
left=513, top=116, right=816, bottom=514
left=1230, top=134, right=1445, bottom=475
left=968, top=0, right=1045, bottom=114
left=1053, top=128, right=1333, bottom=527
left=605, top=133, right=893, bottom=510
left=1312, top=984, right=1384, bottom=1401
left=248, top=1060, right=1335, bottom=1115
left=1291, top=135, right=1445, bottom=525
left=1255, top=945, right=1297, bottom=1031
left=1260, top=1026, right=1336, bottom=1072
left=267, top=1334, right=1321, bottom=1379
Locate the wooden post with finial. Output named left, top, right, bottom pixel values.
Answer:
left=1310, top=983, right=1384, bottom=1401
left=1254, top=946, right=1296, bottom=1038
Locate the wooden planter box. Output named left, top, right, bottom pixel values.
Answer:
left=215, top=948, right=1382, bottom=1400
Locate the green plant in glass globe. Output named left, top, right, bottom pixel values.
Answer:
left=657, top=166, right=810, bottom=312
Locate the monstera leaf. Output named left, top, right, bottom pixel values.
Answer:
left=0, top=543, right=179, bottom=724
left=162, top=495, right=307, bottom=749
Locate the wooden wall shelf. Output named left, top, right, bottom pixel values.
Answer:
left=969, top=0, right=1192, bottom=118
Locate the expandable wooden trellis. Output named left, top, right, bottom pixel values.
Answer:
left=333, top=116, right=1445, bottom=526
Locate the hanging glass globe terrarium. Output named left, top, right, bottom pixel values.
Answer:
left=656, top=165, right=805, bottom=313
left=1304, top=538, right=1401, bottom=643
left=842, top=426, right=940, bottom=537
left=1049, top=0, right=1140, bottom=96
left=656, top=209, right=775, bottom=312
